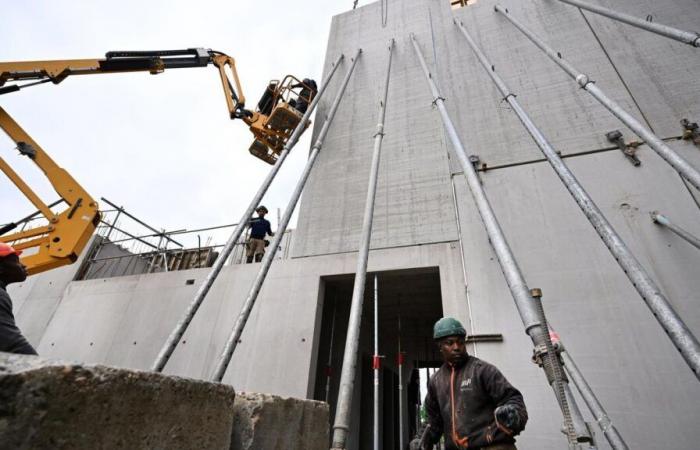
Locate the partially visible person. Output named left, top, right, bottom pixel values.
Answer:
left=246, top=206, right=274, bottom=263
left=0, top=242, right=36, bottom=355
left=421, top=317, right=527, bottom=450
left=291, top=78, right=317, bottom=114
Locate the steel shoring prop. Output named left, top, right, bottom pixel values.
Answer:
left=557, top=0, right=700, bottom=48
left=331, top=39, right=393, bottom=450
left=373, top=276, right=380, bottom=450
left=453, top=19, right=634, bottom=448
left=150, top=54, right=345, bottom=373
left=560, top=347, right=627, bottom=450
left=410, top=33, right=593, bottom=449
left=651, top=212, right=700, bottom=250
left=494, top=5, right=700, bottom=192
left=486, top=9, right=700, bottom=378
left=210, top=49, right=362, bottom=383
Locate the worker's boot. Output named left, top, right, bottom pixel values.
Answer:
left=254, top=253, right=263, bottom=263
left=246, top=255, right=254, bottom=264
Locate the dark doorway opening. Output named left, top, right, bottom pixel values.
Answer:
left=313, top=267, right=444, bottom=450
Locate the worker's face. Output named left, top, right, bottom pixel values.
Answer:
left=257, top=210, right=266, bottom=217
left=438, top=335, right=467, bottom=364
left=0, top=254, right=28, bottom=284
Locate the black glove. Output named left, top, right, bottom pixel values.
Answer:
left=495, top=404, right=522, bottom=432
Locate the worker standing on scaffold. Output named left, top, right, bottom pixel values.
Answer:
left=419, top=318, right=527, bottom=450
left=246, top=206, right=275, bottom=264
left=0, top=242, right=37, bottom=355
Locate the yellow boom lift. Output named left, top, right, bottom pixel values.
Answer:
left=0, top=48, right=315, bottom=275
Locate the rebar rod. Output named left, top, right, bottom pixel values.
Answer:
left=652, top=211, right=700, bottom=250
left=150, top=54, right=345, bottom=373
left=459, top=16, right=700, bottom=379
left=561, top=349, right=629, bottom=449
left=557, top=0, right=700, bottom=48
left=210, top=49, right=362, bottom=383
left=494, top=5, right=700, bottom=192
left=373, top=276, right=380, bottom=450
left=411, top=33, right=593, bottom=446
left=331, top=40, right=392, bottom=450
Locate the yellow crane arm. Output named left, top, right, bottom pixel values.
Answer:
left=0, top=48, right=315, bottom=275
left=0, top=107, right=100, bottom=275
left=0, top=48, right=249, bottom=119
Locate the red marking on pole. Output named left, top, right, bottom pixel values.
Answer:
left=397, top=352, right=405, bottom=366
left=325, top=365, right=333, bottom=377
left=373, top=355, right=381, bottom=370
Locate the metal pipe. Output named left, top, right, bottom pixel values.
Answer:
left=561, top=350, right=629, bottom=449
left=325, top=296, right=337, bottom=404
left=209, top=49, right=362, bottom=382
left=100, top=198, right=184, bottom=248
left=331, top=41, right=392, bottom=450
left=457, top=17, right=700, bottom=379
left=398, top=314, right=405, bottom=450
left=557, top=0, right=700, bottom=48
left=652, top=211, right=700, bottom=250
left=373, top=276, right=380, bottom=450
left=411, top=33, right=594, bottom=447
left=150, top=53, right=345, bottom=373
left=494, top=5, right=700, bottom=192
left=453, top=21, right=629, bottom=449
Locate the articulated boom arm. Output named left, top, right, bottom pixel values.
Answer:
left=0, top=107, right=100, bottom=275
left=0, top=48, right=249, bottom=118
left=0, top=47, right=314, bottom=275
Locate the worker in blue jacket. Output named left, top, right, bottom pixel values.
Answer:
left=246, top=206, right=275, bottom=263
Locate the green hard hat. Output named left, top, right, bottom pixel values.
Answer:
left=433, top=317, right=466, bottom=340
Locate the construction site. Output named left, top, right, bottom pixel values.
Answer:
left=2, top=0, right=700, bottom=449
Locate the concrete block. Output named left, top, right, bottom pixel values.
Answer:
left=230, top=392, right=329, bottom=450
left=0, top=353, right=236, bottom=450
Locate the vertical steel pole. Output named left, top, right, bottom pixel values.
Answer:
left=210, top=49, right=362, bottom=382
left=398, top=314, right=405, bottom=450
left=456, top=17, right=700, bottom=379
left=651, top=212, right=700, bottom=250
left=151, top=54, right=345, bottom=373
left=331, top=40, right=393, bottom=450
left=325, top=297, right=337, bottom=404
left=373, top=275, right=380, bottom=450
left=411, top=34, right=592, bottom=446
left=557, top=0, right=700, bottom=48
left=494, top=5, right=700, bottom=191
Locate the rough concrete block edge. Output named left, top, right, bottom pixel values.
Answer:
left=0, top=351, right=236, bottom=400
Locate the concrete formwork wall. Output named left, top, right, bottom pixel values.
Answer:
left=11, top=242, right=463, bottom=401
left=292, top=0, right=700, bottom=448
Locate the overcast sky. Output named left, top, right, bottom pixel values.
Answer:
left=1, top=1, right=353, bottom=247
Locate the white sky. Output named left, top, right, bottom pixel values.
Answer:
left=1, top=0, right=353, bottom=246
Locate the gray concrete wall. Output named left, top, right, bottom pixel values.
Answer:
left=9, top=0, right=700, bottom=448
left=19, top=242, right=463, bottom=401
left=291, top=0, right=700, bottom=448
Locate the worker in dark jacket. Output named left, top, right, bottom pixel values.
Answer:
left=246, top=205, right=275, bottom=263
left=421, top=318, right=527, bottom=450
left=0, top=242, right=36, bottom=355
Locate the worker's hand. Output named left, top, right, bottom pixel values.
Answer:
left=495, top=404, right=521, bottom=432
